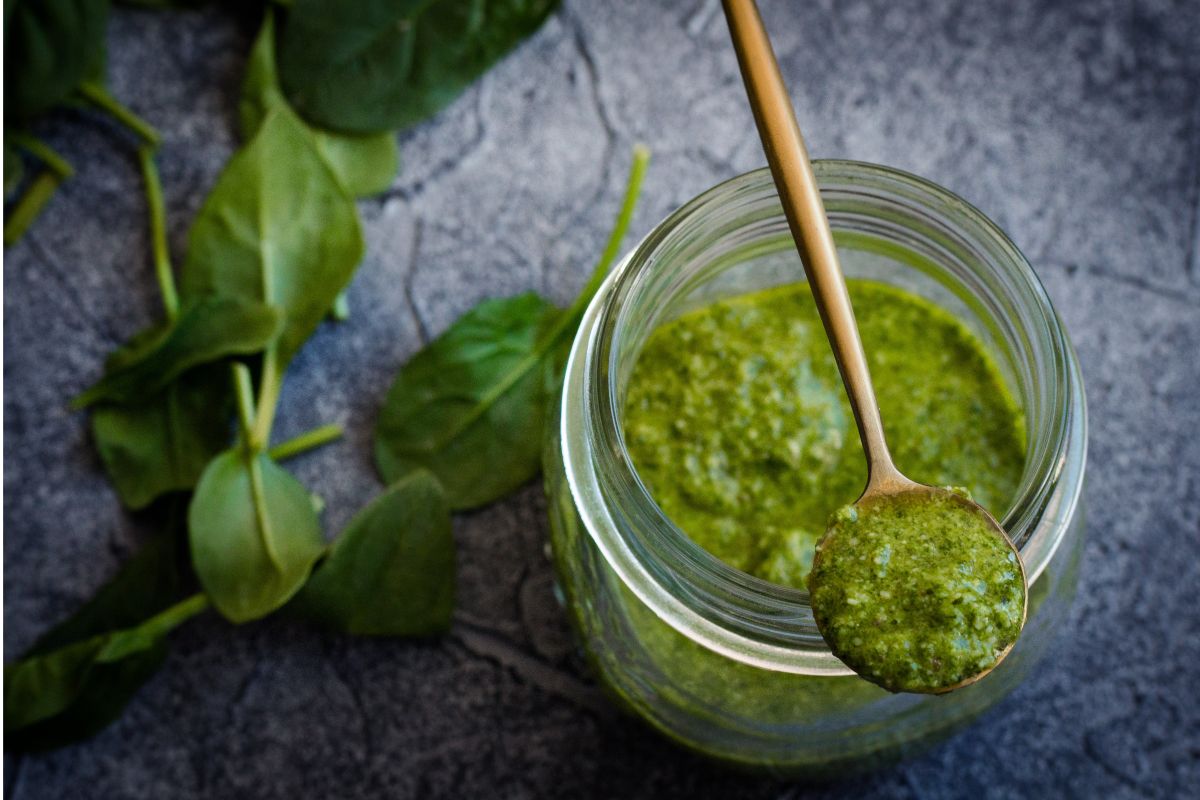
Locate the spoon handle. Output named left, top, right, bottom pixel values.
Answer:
left=722, top=0, right=907, bottom=493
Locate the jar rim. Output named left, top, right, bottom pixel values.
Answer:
left=562, top=160, right=1087, bottom=674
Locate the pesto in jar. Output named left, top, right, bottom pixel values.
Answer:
left=622, top=280, right=1025, bottom=587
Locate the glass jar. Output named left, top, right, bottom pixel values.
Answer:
left=544, top=161, right=1087, bottom=776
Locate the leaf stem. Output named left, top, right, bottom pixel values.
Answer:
left=331, top=291, right=350, bottom=321
left=233, top=361, right=285, bottom=573
left=231, top=362, right=259, bottom=451
left=77, top=82, right=161, bottom=148
left=3, top=137, right=74, bottom=247
left=569, top=144, right=650, bottom=314
left=137, top=593, right=210, bottom=639
left=4, top=171, right=65, bottom=246
left=10, top=135, right=74, bottom=179
left=136, top=146, right=179, bottom=320
left=268, top=424, right=344, bottom=462
left=248, top=455, right=283, bottom=570
left=252, top=349, right=283, bottom=448
left=95, top=593, right=210, bottom=662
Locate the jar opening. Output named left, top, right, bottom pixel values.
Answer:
left=563, top=161, right=1086, bottom=673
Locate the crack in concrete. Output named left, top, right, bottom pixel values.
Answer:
left=1081, top=730, right=1157, bottom=799
left=900, top=766, right=934, bottom=800
left=190, top=654, right=267, bottom=792
left=393, top=729, right=493, bottom=778
left=1041, top=260, right=1200, bottom=306
left=226, top=655, right=266, bottom=717
left=450, top=618, right=616, bottom=721
left=21, top=234, right=123, bottom=347
left=380, top=87, right=490, bottom=204
left=401, top=218, right=431, bottom=344
left=683, top=0, right=721, bottom=39
left=322, top=639, right=376, bottom=771
left=511, top=562, right=537, bottom=644
left=1083, top=264, right=1200, bottom=305
left=527, top=8, right=624, bottom=294
left=693, top=146, right=737, bottom=178
left=565, top=6, right=620, bottom=155
left=534, top=8, right=633, bottom=299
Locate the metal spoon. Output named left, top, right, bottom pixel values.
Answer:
left=721, top=0, right=1027, bottom=693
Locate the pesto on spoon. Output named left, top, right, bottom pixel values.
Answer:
left=721, top=0, right=1028, bottom=693
left=808, top=489, right=1026, bottom=693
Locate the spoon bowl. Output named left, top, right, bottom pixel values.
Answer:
left=809, top=484, right=1027, bottom=694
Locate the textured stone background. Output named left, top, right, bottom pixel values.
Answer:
left=5, top=0, right=1199, bottom=797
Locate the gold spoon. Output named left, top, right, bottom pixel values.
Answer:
left=721, top=0, right=1027, bottom=693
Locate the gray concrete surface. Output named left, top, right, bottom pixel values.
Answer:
left=5, top=0, right=1199, bottom=797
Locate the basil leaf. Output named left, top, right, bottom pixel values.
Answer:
left=295, top=470, right=455, bottom=636
left=72, top=297, right=282, bottom=409
left=6, top=509, right=195, bottom=752
left=4, top=594, right=207, bottom=752
left=5, top=637, right=166, bottom=752
left=310, top=133, right=399, bottom=199
left=4, top=0, right=110, bottom=122
left=375, top=293, right=563, bottom=509
left=188, top=449, right=324, bottom=623
left=92, top=363, right=233, bottom=509
left=240, top=9, right=398, bottom=198
left=277, top=0, right=559, bottom=134
left=31, top=506, right=193, bottom=655
left=373, top=147, right=649, bottom=509
left=179, top=106, right=363, bottom=367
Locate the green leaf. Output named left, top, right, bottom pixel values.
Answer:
left=294, top=471, right=455, bottom=636
left=5, top=507, right=195, bottom=752
left=375, top=293, right=563, bottom=509
left=241, top=9, right=399, bottom=198
left=373, top=147, right=649, bottom=509
left=5, top=638, right=165, bottom=752
left=73, top=297, right=282, bottom=409
left=188, top=448, right=325, bottom=622
left=179, top=106, right=364, bottom=367
left=31, top=507, right=193, bottom=655
left=311, top=133, right=399, bottom=198
left=277, top=0, right=560, bottom=134
left=4, top=0, right=111, bottom=122
left=92, top=363, right=233, bottom=509
left=4, top=594, right=207, bottom=752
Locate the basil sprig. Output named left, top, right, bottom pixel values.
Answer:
left=4, top=0, right=644, bottom=757
left=374, top=147, right=650, bottom=508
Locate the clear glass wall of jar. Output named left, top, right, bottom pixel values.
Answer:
left=543, top=161, right=1087, bottom=776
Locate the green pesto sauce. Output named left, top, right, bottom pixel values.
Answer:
left=623, top=280, right=1025, bottom=587
left=807, top=491, right=1026, bottom=693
